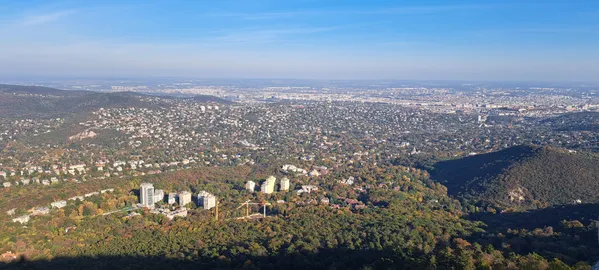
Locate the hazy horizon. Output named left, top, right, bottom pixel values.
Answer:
left=1, top=0, right=598, bottom=82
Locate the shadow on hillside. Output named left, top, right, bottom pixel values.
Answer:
left=431, top=145, right=536, bottom=195
left=129, top=188, right=139, bottom=198
left=0, top=248, right=427, bottom=270
left=468, top=203, right=599, bottom=231
left=466, top=203, right=599, bottom=265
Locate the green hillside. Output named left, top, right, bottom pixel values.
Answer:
left=0, top=84, right=168, bottom=119
left=433, top=145, right=599, bottom=209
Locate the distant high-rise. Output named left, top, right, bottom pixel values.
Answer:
left=203, top=194, right=216, bottom=210
left=261, top=176, right=276, bottom=194
left=154, top=189, right=165, bottom=203
left=178, top=191, right=192, bottom=206
left=197, top=190, right=210, bottom=205
left=167, top=193, right=177, bottom=205
left=140, top=183, right=155, bottom=209
left=245, top=181, right=256, bottom=192
left=280, top=177, right=290, bottom=191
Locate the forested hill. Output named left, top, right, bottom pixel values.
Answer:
left=0, top=84, right=168, bottom=119
left=433, top=145, right=599, bottom=210
left=0, top=84, right=89, bottom=95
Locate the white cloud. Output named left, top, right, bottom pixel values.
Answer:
left=203, top=26, right=343, bottom=44
left=21, top=10, right=76, bottom=26
left=208, top=4, right=492, bottom=20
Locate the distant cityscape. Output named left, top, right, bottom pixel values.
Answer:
left=2, top=78, right=598, bottom=115
left=1, top=80, right=598, bottom=268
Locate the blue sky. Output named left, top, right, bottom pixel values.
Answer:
left=0, top=0, right=598, bottom=81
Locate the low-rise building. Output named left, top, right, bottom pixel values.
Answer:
left=12, top=215, right=30, bottom=224
left=84, top=191, right=99, bottom=197
left=297, top=185, right=319, bottom=194
left=51, top=200, right=67, bottom=209
left=31, top=207, right=50, bottom=216
left=339, top=176, right=355, bottom=185
left=165, top=208, right=188, bottom=220
left=150, top=207, right=188, bottom=220
left=308, top=170, right=321, bottom=177
left=281, top=164, right=307, bottom=174
left=68, top=195, right=85, bottom=201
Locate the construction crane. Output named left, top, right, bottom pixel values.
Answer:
left=236, top=200, right=252, bottom=218
left=236, top=200, right=271, bottom=219
left=259, top=201, right=271, bottom=217
left=214, top=199, right=219, bottom=221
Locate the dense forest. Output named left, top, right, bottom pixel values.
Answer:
left=432, top=145, right=599, bottom=210
left=1, top=163, right=598, bottom=269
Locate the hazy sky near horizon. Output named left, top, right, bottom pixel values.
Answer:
left=0, top=0, right=598, bottom=82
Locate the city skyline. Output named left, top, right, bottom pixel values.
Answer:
left=0, top=0, right=598, bottom=81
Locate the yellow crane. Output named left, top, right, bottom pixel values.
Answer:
left=236, top=200, right=252, bottom=218
left=214, top=199, right=218, bottom=221
left=212, top=199, right=272, bottom=221
left=236, top=200, right=271, bottom=219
